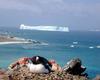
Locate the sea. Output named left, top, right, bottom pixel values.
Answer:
left=0, top=27, right=100, bottom=78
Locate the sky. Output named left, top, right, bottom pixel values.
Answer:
left=0, top=0, right=100, bottom=30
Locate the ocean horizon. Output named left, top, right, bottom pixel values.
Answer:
left=0, top=27, right=100, bottom=78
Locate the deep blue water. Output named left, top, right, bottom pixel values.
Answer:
left=0, top=27, right=100, bottom=78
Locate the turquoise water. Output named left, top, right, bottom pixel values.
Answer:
left=0, top=27, right=100, bottom=78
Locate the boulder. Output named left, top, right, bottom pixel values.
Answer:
left=63, top=58, right=86, bottom=75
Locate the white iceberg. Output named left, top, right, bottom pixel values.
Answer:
left=20, top=24, right=69, bottom=32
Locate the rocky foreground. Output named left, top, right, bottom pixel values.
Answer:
left=0, top=56, right=99, bottom=80
left=0, top=66, right=88, bottom=80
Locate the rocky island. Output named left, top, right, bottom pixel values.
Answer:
left=0, top=35, right=33, bottom=44
left=0, top=35, right=44, bottom=45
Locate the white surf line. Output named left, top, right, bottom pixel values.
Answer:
left=0, top=41, right=32, bottom=45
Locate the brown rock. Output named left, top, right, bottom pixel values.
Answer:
left=0, top=69, right=9, bottom=80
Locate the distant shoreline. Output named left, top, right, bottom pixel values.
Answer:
left=0, top=35, right=32, bottom=44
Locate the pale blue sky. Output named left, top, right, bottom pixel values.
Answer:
left=0, top=0, right=100, bottom=30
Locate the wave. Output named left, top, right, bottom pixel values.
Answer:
left=65, top=44, right=100, bottom=49
left=89, top=46, right=94, bottom=49
left=21, top=42, right=49, bottom=49
left=70, top=45, right=75, bottom=48
left=72, top=42, right=78, bottom=44
left=20, top=24, right=69, bottom=32
left=96, top=46, right=100, bottom=48
left=40, top=42, right=49, bottom=46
